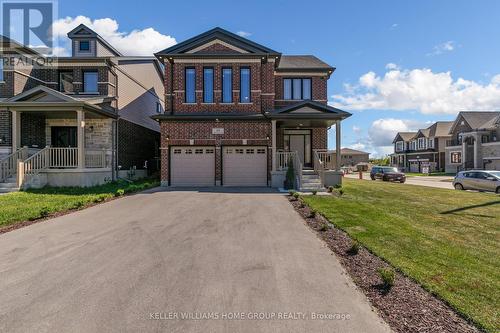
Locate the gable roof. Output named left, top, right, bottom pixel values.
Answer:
left=67, top=24, right=122, bottom=57
left=5, top=85, right=77, bottom=102
left=155, top=27, right=280, bottom=56
left=277, top=55, right=334, bottom=72
left=393, top=132, right=417, bottom=143
left=268, top=100, right=351, bottom=120
left=450, top=111, right=500, bottom=133
left=416, top=128, right=431, bottom=138
left=427, top=121, right=453, bottom=137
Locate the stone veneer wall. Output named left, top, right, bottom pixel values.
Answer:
left=44, top=117, right=113, bottom=149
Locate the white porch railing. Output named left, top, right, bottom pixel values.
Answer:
left=313, top=150, right=325, bottom=185
left=0, top=147, right=28, bottom=182
left=85, top=149, right=111, bottom=168
left=316, top=150, right=337, bottom=170
left=276, top=151, right=297, bottom=171
left=19, top=147, right=51, bottom=186
left=49, top=147, right=78, bottom=168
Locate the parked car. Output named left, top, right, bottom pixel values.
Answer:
left=370, top=166, right=406, bottom=183
left=453, top=170, right=500, bottom=193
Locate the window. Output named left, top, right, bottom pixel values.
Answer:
left=451, top=152, right=461, bottom=164
left=185, top=149, right=193, bottom=154
left=173, top=149, right=181, bottom=154
left=418, top=137, right=426, bottom=149
left=427, top=138, right=434, bottom=148
left=283, top=78, right=312, bottom=100
left=222, top=68, right=232, bottom=103
left=235, top=148, right=244, bottom=154
left=246, top=149, right=255, bottom=154
left=205, top=149, right=214, bottom=154
left=156, top=102, right=162, bottom=114
left=257, top=148, right=266, bottom=154
left=240, top=67, right=251, bottom=103
left=79, top=40, right=90, bottom=52
left=59, top=71, right=74, bottom=93
left=481, top=135, right=489, bottom=143
left=395, top=141, right=404, bottom=152
left=83, top=71, right=98, bottom=93
left=203, top=67, right=214, bottom=103
left=185, top=68, right=196, bottom=103
left=195, top=149, right=204, bottom=154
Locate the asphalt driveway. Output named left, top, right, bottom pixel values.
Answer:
left=0, top=188, right=390, bottom=333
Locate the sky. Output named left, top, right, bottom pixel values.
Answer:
left=37, top=0, right=500, bottom=156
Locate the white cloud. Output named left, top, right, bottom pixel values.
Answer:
left=236, top=31, right=252, bottom=38
left=428, top=41, right=456, bottom=56
left=390, top=23, right=399, bottom=30
left=352, top=125, right=361, bottom=134
left=331, top=66, right=500, bottom=115
left=52, top=16, right=177, bottom=56
left=385, top=63, right=400, bottom=70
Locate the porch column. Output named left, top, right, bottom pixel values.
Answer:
left=335, top=120, right=341, bottom=171
left=271, top=120, right=277, bottom=171
left=473, top=134, right=479, bottom=169
left=77, top=109, right=85, bottom=169
left=462, top=137, right=467, bottom=169
left=11, top=110, right=21, bottom=151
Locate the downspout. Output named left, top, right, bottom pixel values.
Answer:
left=169, top=59, right=174, bottom=114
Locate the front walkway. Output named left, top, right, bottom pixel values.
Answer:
left=0, top=188, right=390, bottom=333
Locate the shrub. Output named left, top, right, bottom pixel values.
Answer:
left=308, top=209, right=316, bottom=218
left=115, top=189, right=125, bottom=197
left=284, top=157, right=295, bottom=190
left=39, top=207, right=50, bottom=218
left=338, top=188, right=345, bottom=196
left=288, top=190, right=296, bottom=196
left=292, top=192, right=300, bottom=199
left=312, top=190, right=317, bottom=195
left=73, top=201, right=85, bottom=209
left=347, top=240, right=360, bottom=255
left=93, top=194, right=107, bottom=203
left=378, top=268, right=395, bottom=289
left=327, top=186, right=334, bottom=193
left=319, top=223, right=328, bottom=231
left=334, top=184, right=342, bottom=189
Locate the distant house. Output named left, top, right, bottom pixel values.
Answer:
left=390, top=121, right=453, bottom=172
left=445, top=111, right=500, bottom=173
left=331, top=148, right=370, bottom=167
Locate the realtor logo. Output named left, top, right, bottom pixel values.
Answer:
left=1, top=0, right=57, bottom=55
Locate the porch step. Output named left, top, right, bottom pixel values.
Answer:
left=0, top=176, right=19, bottom=193
left=299, top=171, right=325, bottom=192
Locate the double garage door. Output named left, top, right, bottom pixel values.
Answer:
left=170, top=146, right=267, bottom=187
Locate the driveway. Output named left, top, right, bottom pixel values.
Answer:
left=345, top=173, right=454, bottom=190
left=0, top=188, right=390, bottom=333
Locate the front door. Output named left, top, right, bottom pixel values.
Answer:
left=284, top=129, right=312, bottom=167
left=51, top=126, right=77, bottom=147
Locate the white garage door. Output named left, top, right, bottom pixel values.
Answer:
left=171, top=146, right=215, bottom=186
left=223, top=146, right=267, bottom=186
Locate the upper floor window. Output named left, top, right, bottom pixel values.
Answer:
left=283, top=78, right=312, bottom=100
left=83, top=70, right=98, bottom=93
left=185, top=68, right=196, bottom=103
left=156, top=102, right=162, bottom=114
left=428, top=138, right=434, bottom=148
left=222, top=68, right=232, bottom=103
left=395, top=141, right=404, bottom=151
left=240, top=67, right=250, bottom=103
left=79, top=40, right=90, bottom=52
left=59, top=71, right=74, bottom=93
left=203, top=67, right=214, bottom=103
left=417, top=137, right=426, bottom=149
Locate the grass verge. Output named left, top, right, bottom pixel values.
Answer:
left=0, top=178, right=159, bottom=230
left=302, top=178, right=499, bottom=332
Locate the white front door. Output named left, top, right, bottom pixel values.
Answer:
left=223, top=146, right=267, bottom=186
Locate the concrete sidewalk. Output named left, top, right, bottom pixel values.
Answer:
left=0, top=188, right=391, bottom=333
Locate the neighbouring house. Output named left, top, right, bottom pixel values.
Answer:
left=390, top=121, right=453, bottom=172
left=330, top=148, right=370, bottom=167
left=444, top=111, right=500, bottom=173
left=152, top=27, right=351, bottom=190
left=0, top=24, right=163, bottom=191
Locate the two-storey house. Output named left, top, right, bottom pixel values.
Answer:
left=0, top=24, right=163, bottom=190
left=445, top=111, right=500, bottom=173
left=152, top=28, right=351, bottom=190
left=390, top=121, right=453, bottom=172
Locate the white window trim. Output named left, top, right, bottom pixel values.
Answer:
left=449, top=151, right=462, bottom=164
left=395, top=141, right=404, bottom=152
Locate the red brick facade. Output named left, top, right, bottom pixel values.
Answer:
left=160, top=120, right=271, bottom=183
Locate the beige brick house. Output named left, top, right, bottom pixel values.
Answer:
left=0, top=24, right=163, bottom=191
left=152, top=27, right=351, bottom=190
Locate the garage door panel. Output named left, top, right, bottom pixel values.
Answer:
left=223, top=146, right=267, bottom=186
left=171, top=147, right=215, bottom=186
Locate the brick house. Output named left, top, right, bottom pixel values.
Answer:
left=390, top=121, right=453, bottom=172
left=152, top=27, right=351, bottom=190
left=0, top=24, right=163, bottom=190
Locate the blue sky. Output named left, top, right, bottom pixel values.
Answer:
left=53, top=1, right=500, bottom=155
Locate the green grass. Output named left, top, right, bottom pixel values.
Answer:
left=404, top=172, right=453, bottom=177
left=303, top=179, right=500, bottom=332
left=0, top=178, right=159, bottom=228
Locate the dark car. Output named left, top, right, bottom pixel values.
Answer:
left=370, top=166, right=406, bottom=183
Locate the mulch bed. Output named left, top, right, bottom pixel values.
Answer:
left=288, top=196, right=483, bottom=333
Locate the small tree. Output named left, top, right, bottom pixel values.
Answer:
left=284, top=156, right=295, bottom=189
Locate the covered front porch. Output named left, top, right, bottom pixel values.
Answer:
left=0, top=86, right=117, bottom=189
left=267, top=101, right=351, bottom=190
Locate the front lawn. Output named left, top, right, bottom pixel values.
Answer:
left=0, top=178, right=159, bottom=229
left=404, top=172, right=453, bottom=177
left=302, top=179, right=499, bottom=332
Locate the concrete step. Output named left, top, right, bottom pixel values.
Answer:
left=300, top=187, right=326, bottom=193
left=0, top=182, right=18, bottom=188
left=0, top=187, right=19, bottom=193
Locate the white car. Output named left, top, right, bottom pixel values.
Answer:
left=453, top=170, right=500, bottom=193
